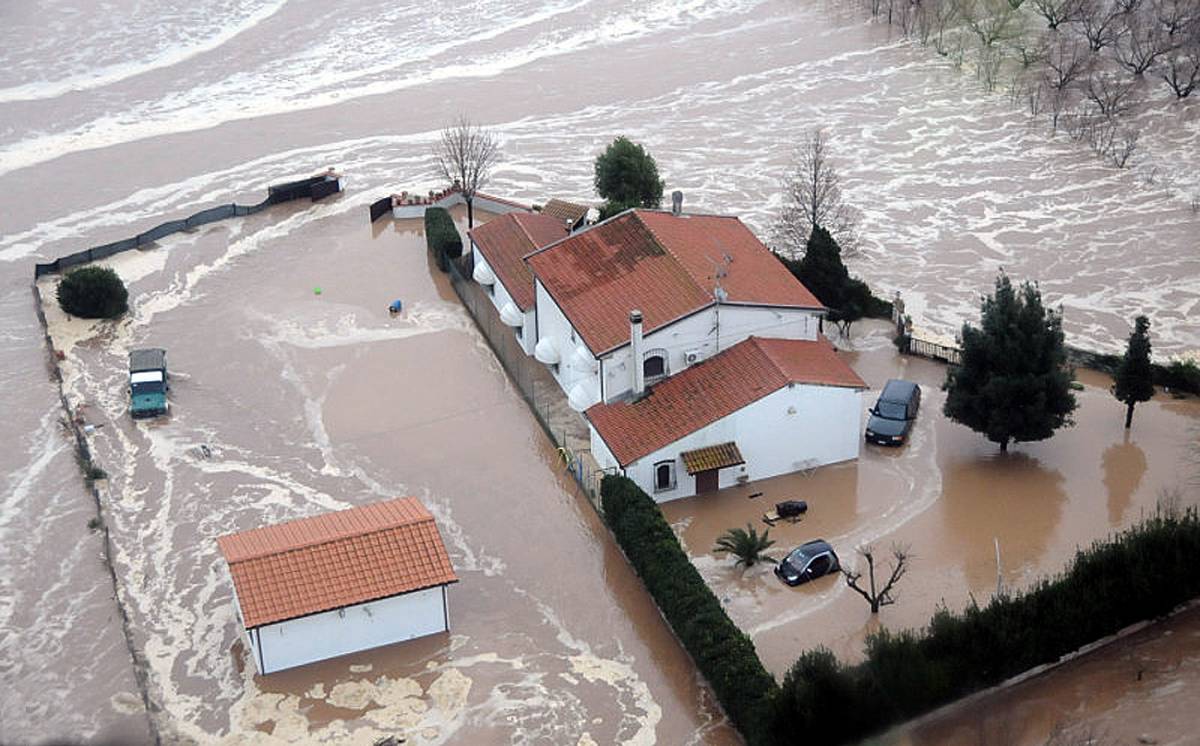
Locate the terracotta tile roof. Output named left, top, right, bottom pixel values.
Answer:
left=586, top=336, right=865, bottom=466
left=217, top=497, right=457, bottom=628
left=526, top=210, right=824, bottom=353
left=540, top=198, right=590, bottom=228
left=681, top=442, right=745, bottom=474
left=468, top=213, right=568, bottom=310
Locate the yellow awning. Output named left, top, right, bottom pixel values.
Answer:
left=680, top=442, right=745, bottom=474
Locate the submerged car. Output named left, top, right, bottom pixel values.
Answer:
left=864, top=378, right=921, bottom=446
left=775, top=539, right=840, bottom=586
left=129, top=348, right=169, bottom=418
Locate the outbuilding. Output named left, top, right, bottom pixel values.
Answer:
left=217, top=497, right=458, bottom=674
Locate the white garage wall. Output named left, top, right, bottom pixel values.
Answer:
left=254, top=585, right=449, bottom=674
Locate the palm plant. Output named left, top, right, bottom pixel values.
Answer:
left=713, top=524, right=775, bottom=567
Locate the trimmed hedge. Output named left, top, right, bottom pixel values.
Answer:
left=424, top=207, right=463, bottom=271
left=600, top=475, right=779, bottom=745
left=773, top=508, right=1200, bottom=743
left=57, top=266, right=128, bottom=319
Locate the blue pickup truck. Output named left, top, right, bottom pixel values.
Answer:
left=129, top=348, right=169, bottom=418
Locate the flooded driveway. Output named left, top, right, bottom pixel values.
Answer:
left=31, top=204, right=736, bottom=744
left=663, top=320, right=1200, bottom=677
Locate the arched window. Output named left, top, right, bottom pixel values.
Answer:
left=654, top=460, right=676, bottom=492
left=643, top=349, right=668, bottom=383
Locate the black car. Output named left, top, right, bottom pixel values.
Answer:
left=865, top=378, right=921, bottom=446
left=775, top=540, right=840, bottom=586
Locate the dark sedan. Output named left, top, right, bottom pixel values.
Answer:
left=775, top=540, right=840, bottom=586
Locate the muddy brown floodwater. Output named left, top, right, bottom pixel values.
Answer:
left=33, top=204, right=738, bottom=744
left=892, top=604, right=1200, bottom=746
left=662, top=319, right=1200, bottom=739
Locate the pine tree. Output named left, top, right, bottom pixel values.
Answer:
left=1113, top=315, right=1154, bottom=429
left=594, top=136, right=664, bottom=217
left=943, top=273, right=1077, bottom=452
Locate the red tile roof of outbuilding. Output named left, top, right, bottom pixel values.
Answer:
left=217, top=497, right=457, bottom=628
left=525, top=210, right=824, bottom=353
left=586, top=336, right=865, bottom=466
left=469, top=212, right=568, bottom=310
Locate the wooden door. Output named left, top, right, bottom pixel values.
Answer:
left=695, top=469, right=719, bottom=494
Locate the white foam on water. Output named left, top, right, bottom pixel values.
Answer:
left=0, top=0, right=289, bottom=104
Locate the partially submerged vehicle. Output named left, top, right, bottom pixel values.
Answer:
left=775, top=539, right=840, bottom=586
left=129, top=348, right=168, bottom=418
left=864, top=378, right=921, bottom=446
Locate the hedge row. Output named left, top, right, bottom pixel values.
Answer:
left=775, top=508, right=1200, bottom=743
left=600, top=475, right=779, bottom=745
left=424, top=207, right=463, bottom=271
left=1067, top=345, right=1200, bottom=396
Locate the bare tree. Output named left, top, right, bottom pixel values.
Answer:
left=1076, top=0, right=1127, bottom=49
left=1114, top=0, right=1144, bottom=14
left=774, top=129, right=860, bottom=258
left=1031, top=0, right=1083, bottom=28
left=1084, top=73, right=1136, bottom=116
left=842, top=544, right=911, bottom=613
left=1043, top=34, right=1093, bottom=89
left=432, top=116, right=501, bottom=229
left=1108, top=125, right=1141, bottom=166
left=1115, top=12, right=1175, bottom=73
left=963, top=0, right=1026, bottom=46
left=1152, top=0, right=1200, bottom=36
left=1157, top=37, right=1200, bottom=95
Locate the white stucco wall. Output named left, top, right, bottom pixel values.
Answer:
left=473, top=244, right=536, bottom=355
left=534, top=275, right=822, bottom=404
left=592, top=382, right=863, bottom=503
left=249, top=585, right=450, bottom=674
left=597, top=305, right=820, bottom=403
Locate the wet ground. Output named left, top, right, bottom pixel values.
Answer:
left=663, top=319, right=1200, bottom=678
left=1, top=0, right=1198, bottom=743
left=31, top=204, right=737, bottom=744
left=892, top=603, right=1200, bottom=746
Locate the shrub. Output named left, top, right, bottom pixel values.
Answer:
left=771, top=509, right=1200, bottom=743
left=57, top=266, right=128, bottom=319
left=601, top=475, right=778, bottom=745
left=424, top=207, right=463, bottom=270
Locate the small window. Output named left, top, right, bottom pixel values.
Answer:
left=643, top=349, right=668, bottom=383
left=807, top=555, right=832, bottom=577
left=485, top=284, right=494, bottom=297
left=515, top=325, right=523, bottom=339
left=654, top=460, right=676, bottom=492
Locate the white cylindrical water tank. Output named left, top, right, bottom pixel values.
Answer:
left=570, top=344, right=595, bottom=372
left=472, top=262, right=496, bottom=285
left=568, top=381, right=599, bottom=412
left=534, top=337, right=561, bottom=365
left=500, top=302, right=524, bottom=327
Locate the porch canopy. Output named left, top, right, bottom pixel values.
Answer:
left=680, top=442, right=744, bottom=474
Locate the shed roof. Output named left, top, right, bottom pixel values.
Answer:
left=525, top=210, right=824, bottom=354
left=217, top=497, right=457, bottom=628
left=540, top=198, right=590, bottom=228
left=586, top=336, right=866, bottom=466
left=129, top=348, right=166, bottom=371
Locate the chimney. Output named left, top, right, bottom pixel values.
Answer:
left=630, top=310, right=645, bottom=396
left=671, top=190, right=683, bottom=216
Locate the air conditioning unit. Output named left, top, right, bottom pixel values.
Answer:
left=684, top=349, right=703, bottom=365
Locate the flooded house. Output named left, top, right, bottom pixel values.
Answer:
left=587, top=335, right=866, bottom=500
left=510, top=204, right=865, bottom=501
left=468, top=212, right=569, bottom=356
left=217, top=497, right=458, bottom=674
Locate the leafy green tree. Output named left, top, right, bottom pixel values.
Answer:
left=1113, top=315, right=1154, bottom=429
left=943, top=273, right=1077, bottom=452
left=714, top=524, right=775, bottom=567
left=593, top=136, right=664, bottom=218
left=56, top=266, right=128, bottom=319
left=777, top=226, right=881, bottom=335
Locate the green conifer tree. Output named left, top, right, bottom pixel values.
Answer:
left=943, top=273, right=1077, bottom=451
left=1113, top=315, right=1154, bottom=429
